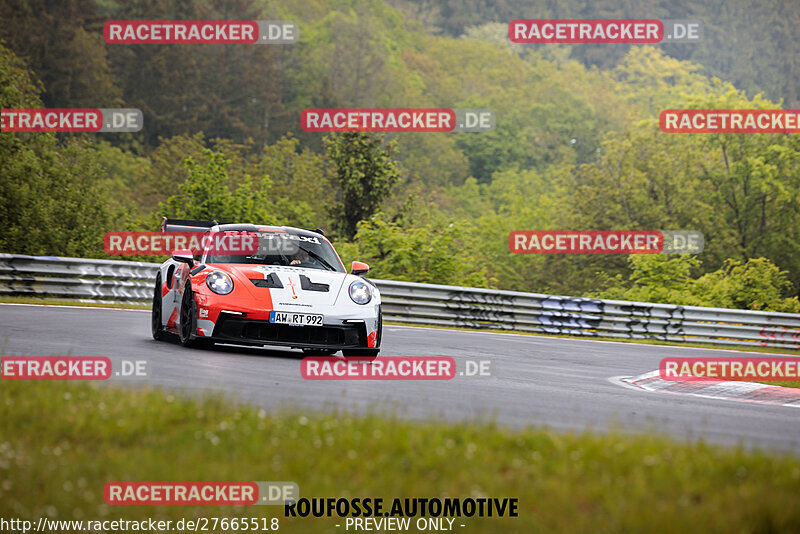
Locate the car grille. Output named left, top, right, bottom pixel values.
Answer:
left=213, top=317, right=364, bottom=347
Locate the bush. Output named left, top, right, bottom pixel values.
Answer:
left=593, top=255, right=800, bottom=312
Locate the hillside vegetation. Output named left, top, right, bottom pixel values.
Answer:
left=1, top=0, right=799, bottom=310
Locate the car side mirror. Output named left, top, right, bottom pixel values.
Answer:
left=172, top=250, right=194, bottom=267
left=351, top=261, right=370, bottom=276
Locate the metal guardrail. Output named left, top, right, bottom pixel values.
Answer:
left=2, top=253, right=800, bottom=350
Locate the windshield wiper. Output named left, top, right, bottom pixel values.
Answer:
left=298, top=246, right=337, bottom=271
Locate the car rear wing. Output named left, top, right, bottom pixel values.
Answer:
left=161, top=217, right=219, bottom=233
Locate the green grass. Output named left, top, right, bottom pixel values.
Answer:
left=756, top=380, right=800, bottom=389
left=1, top=381, right=799, bottom=533
left=0, top=295, right=148, bottom=309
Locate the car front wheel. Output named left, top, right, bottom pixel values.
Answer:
left=151, top=274, right=166, bottom=341
left=179, top=283, right=212, bottom=349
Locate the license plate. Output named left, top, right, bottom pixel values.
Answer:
left=269, top=311, right=323, bottom=326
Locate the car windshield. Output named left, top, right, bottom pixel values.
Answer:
left=203, top=230, right=344, bottom=272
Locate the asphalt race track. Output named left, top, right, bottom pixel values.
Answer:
left=1, top=303, right=798, bottom=453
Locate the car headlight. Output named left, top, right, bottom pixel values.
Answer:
left=349, top=280, right=372, bottom=305
left=206, top=271, right=234, bottom=295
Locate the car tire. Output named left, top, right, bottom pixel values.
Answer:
left=179, top=283, right=212, bottom=349
left=151, top=273, right=166, bottom=341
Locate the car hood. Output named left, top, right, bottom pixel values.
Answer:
left=216, top=264, right=351, bottom=307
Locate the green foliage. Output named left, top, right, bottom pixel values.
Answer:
left=92, top=141, right=152, bottom=218
left=0, top=136, right=119, bottom=257
left=564, top=80, right=800, bottom=290
left=161, top=149, right=272, bottom=224
left=2, top=3, right=800, bottom=311
left=593, top=255, right=706, bottom=306
left=390, top=0, right=800, bottom=108
left=0, top=40, right=42, bottom=108
left=339, top=212, right=494, bottom=287
left=142, top=133, right=209, bottom=210
left=0, top=0, right=121, bottom=108
left=595, top=255, right=800, bottom=313
left=0, top=44, right=118, bottom=257
left=154, top=135, right=334, bottom=229
left=250, top=135, right=334, bottom=229
left=97, top=0, right=282, bottom=147
left=694, top=258, right=800, bottom=313
left=324, top=132, right=400, bottom=239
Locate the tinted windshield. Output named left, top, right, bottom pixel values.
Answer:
left=203, top=231, right=344, bottom=272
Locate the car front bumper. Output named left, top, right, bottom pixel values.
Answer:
left=209, top=314, right=371, bottom=349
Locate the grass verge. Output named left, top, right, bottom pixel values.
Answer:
left=756, top=380, right=800, bottom=389
left=0, top=295, right=148, bottom=310
left=1, top=381, right=799, bottom=533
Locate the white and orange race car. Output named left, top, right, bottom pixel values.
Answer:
left=151, top=218, right=381, bottom=357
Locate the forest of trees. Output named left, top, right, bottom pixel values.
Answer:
left=2, top=0, right=800, bottom=311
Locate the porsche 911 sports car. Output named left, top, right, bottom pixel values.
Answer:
left=151, top=218, right=381, bottom=357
